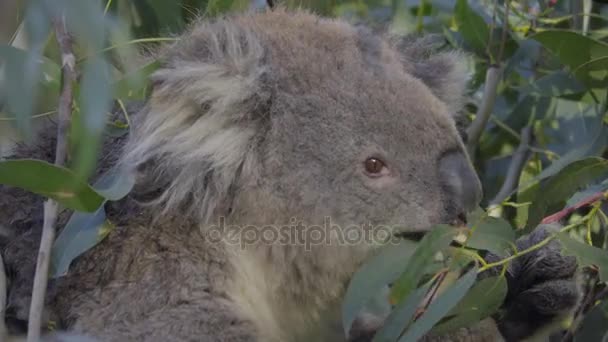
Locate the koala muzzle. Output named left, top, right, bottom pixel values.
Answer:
left=438, top=151, right=483, bottom=223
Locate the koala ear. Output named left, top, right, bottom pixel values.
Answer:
left=122, top=19, right=270, bottom=223
left=390, top=34, right=470, bottom=116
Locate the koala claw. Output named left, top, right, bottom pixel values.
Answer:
left=486, top=224, right=582, bottom=342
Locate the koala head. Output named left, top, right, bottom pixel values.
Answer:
left=123, top=9, right=481, bottom=247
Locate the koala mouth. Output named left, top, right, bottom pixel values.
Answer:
left=394, top=231, right=427, bottom=242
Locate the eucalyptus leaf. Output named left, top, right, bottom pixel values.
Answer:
left=530, top=30, right=608, bottom=69
left=566, top=180, right=608, bottom=207
left=390, top=225, right=458, bottom=304
left=398, top=268, right=477, bottom=341
left=73, top=57, right=113, bottom=179
left=574, top=300, right=608, bottom=342
left=431, top=275, right=507, bottom=335
left=50, top=205, right=114, bottom=277
left=453, top=0, right=489, bottom=55
left=466, top=217, right=515, bottom=257
left=342, top=239, right=419, bottom=335
left=526, top=157, right=608, bottom=231
left=557, top=233, right=608, bottom=282
left=372, top=284, right=431, bottom=342
left=93, top=165, right=136, bottom=201
left=0, top=159, right=105, bottom=212
left=518, top=71, right=586, bottom=97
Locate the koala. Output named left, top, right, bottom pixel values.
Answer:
left=0, top=8, right=580, bottom=342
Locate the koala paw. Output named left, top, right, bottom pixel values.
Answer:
left=486, top=224, right=582, bottom=342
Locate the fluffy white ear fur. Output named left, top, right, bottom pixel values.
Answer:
left=121, top=19, right=269, bottom=223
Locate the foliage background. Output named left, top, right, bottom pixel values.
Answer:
left=1, top=0, right=608, bottom=341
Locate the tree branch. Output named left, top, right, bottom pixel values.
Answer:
left=466, top=66, right=503, bottom=157
left=489, top=125, right=533, bottom=206
left=53, top=17, right=75, bottom=167
left=27, top=15, right=75, bottom=342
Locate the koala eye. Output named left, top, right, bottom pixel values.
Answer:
left=364, top=157, right=388, bottom=176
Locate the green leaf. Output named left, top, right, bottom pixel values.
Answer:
left=50, top=205, right=114, bottom=277
left=466, top=217, right=516, bottom=257
left=372, top=284, right=431, bottom=342
left=390, top=226, right=458, bottom=304
left=206, top=0, right=250, bottom=15
left=0, top=159, right=105, bottom=212
left=0, top=43, right=57, bottom=136
left=526, top=157, right=608, bottom=230
left=574, top=300, right=608, bottom=342
left=342, top=239, right=419, bottom=335
left=530, top=30, right=608, bottom=86
left=518, top=71, right=586, bottom=97
left=574, top=56, right=608, bottom=88
left=530, top=124, right=607, bottom=185
left=113, top=60, right=160, bottom=101
left=398, top=268, right=478, bottom=341
left=566, top=180, right=608, bottom=207
left=453, top=0, right=490, bottom=55
left=93, top=166, right=136, bottom=201
left=49, top=165, right=134, bottom=278
left=431, top=275, right=507, bottom=335
left=143, top=0, right=184, bottom=32
left=72, top=57, right=113, bottom=179
left=557, top=233, right=608, bottom=282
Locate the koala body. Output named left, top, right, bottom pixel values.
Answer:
left=0, top=9, right=579, bottom=342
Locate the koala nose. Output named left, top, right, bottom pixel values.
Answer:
left=438, top=151, right=482, bottom=220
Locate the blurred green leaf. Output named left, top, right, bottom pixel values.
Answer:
left=453, top=0, right=489, bottom=56
left=93, top=165, right=135, bottom=201
left=50, top=205, right=114, bottom=277
left=390, top=225, right=458, bottom=304
left=466, top=216, right=515, bottom=257
left=431, top=275, right=507, bottom=335
left=206, top=0, right=250, bottom=15
left=519, top=71, right=586, bottom=97
left=527, top=157, right=608, bottom=231
left=144, top=0, right=184, bottom=32
left=50, top=164, right=134, bottom=277
left=557, top=232, right=608, bottom=282
left=531, top=30, right=608, bottom=87
left=342, top=239, right=418, bottom=335
left=113, top=60, right=160, bottom=100
left=373, top=284, right=431, bottom=342
left=574, top=56, right=608, bottom=87
left=566, top=180, right=608, bottom=207
left=574, top=300, right=608, bottom=342
left=0, top=159, right=104, bottom=212
left=398, top=268, right=477, bottom=341
left=72, top=57, right=113, bottom=179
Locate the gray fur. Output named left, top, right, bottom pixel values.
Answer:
left=0, top=8, right=579, bottom=342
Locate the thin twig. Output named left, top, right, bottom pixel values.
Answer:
left=466, top=66, right=503, bottom=157
left=53, top=18, right=75, bottom=167
left=489, top=125, right=533, bottom=206
left=27, top=15, right=75, bottom=342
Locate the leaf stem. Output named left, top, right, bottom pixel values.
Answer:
left=490, top=125, right=533, bottom=206
left=466, top=66, right=503, bottom=157
left=478, top=219, right=589, bottom=273
left=27, top=15, right=75, bottom=342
